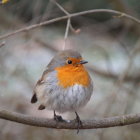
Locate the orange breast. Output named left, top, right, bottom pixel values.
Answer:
left=55, top=65, right=90, bottom=88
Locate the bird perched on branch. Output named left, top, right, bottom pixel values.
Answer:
left=31, top=49, right=93, bottom=133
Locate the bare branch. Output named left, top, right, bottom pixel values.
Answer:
left=0, top=110, right=140, bottom=130
left=0, top=9, right=139, bottom=40
left=51, top=0, right=80, bottom=34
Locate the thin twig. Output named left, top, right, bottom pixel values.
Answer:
left=0, top=9, right=139, bottom=40
left=51, top=0, right=72, bottom=49
left=51, top=0, right=70, bottom=16
left=0, top=110, right=140, bottom=130
left=63, top=18, right=70, bottom=50
left=51, top=0, right=80, bottom=34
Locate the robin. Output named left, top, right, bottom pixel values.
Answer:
left=31, top=49, right=93, bottom=133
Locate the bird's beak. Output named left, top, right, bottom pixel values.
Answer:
left=79, top=60, right=88, bottom=64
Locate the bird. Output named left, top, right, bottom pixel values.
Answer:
left=31, top=49, right=93, bottom=133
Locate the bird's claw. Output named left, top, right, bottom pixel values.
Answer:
left=75, top=112, right=82, bottom=134
left=53, top=111, right=66, bottom=122
left=54, top=114, right=65, bottom=122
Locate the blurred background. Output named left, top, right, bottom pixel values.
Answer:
left=0, top=0, right=140, bottom=140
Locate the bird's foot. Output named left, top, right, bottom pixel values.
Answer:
left=54, top=114, right=65, bottom=122
left=53, top=111, right=66, bottom=122
left=75, top=112, right=82, bottom=134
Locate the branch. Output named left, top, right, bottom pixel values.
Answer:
left=0, top=9, right=140, bottom=40
left=51, top=0, right=78, bottom=34
left=0, top=110, right=140, bottom=130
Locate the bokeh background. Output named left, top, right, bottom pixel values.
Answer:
left=0, top=0, right=140, bottom=140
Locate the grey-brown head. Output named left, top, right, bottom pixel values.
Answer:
left=47, top=49, right=88, bottom=70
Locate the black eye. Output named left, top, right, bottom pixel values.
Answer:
left=67, top=60, right=72, bottom=64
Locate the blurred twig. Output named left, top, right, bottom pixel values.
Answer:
left=0, top=9, right=140, bottom=40
left=34, top=37, right=58, bottom=52
left=87, top=65, right=140, bottom=82
left=63, top=18, right=70, bottom=50
left=0, top=41, right=5, bottom=48
left=0, top=110, right=140, bottom=130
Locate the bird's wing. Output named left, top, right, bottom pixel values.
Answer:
left=31, top=55, right=56, bottom=105
left=30, top=68, right=50, bottom=104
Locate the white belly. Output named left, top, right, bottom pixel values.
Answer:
left=36, top=71, right=93, bottom=113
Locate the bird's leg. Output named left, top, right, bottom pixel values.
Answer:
left=75, top=112, right=82, bottom=134
left=53, top=110, right=65, bottom=122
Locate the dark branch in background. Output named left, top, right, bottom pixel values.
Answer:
left=0, top=9, right=140, bottom=40
left=0, top=110, right=140, bottom=130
